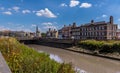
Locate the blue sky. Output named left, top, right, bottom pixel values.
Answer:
left=0, top=0, right=120, bottom=32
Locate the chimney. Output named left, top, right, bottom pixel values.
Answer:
left=73, top=22, right=76, bottom=27
left=64, top=25, right=66, bottom=27
left=91, top=20, right=94, bottom=24
left=110, top=16, right=113, bottom=24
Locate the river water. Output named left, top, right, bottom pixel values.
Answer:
left=28, top=44, right=120, bottom=73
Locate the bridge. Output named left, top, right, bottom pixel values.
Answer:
left=18, top=38, right=76, bottom=49
left=18, top=38, right=75, bottom=44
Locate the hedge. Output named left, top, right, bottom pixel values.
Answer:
left=78, top=40, right=120, bottom=54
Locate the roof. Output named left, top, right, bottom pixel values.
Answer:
left=81, top=21, right=107, bottom=27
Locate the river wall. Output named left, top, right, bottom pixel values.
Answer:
left=19, top=38, right=120, bottom=61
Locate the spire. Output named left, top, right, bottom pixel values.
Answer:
left=36, top=26, right=41, bottom=37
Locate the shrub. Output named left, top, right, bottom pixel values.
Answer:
left=78, top=40, right=120, bottom=54
left=0, top=37, right=75, bottom=73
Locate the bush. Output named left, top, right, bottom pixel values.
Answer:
left=0, top=37, right=75, bottom=73
left=78, top=40, right=104, bottom=51
left=78, top=40, right=120, bottom=54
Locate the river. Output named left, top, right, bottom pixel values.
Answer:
left=28, top=44, right=120, bottom=73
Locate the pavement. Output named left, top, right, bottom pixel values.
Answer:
left=0, top=52, right=11, bottom=73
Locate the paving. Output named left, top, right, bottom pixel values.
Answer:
left=0, top=52, right=11, bottom=73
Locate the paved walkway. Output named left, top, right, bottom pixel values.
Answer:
left=0, top=52, right=11, bottom=73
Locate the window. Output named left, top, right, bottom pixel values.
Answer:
left=99, top=26, right=102, bottom=30
left=102, top=32, right=104, bottom=35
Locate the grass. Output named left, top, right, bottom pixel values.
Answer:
left=0, top=37, right=75, bottom=73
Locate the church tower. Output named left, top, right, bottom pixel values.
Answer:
left=36, top=26, right=41, bottom=37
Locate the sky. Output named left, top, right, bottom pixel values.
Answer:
left=0, top=0, right=120, bottom=32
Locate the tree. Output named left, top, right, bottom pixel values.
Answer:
left=41, top=33, right=46, bottom=38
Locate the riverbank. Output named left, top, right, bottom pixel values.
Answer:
left=66, top=46, right=120, bottom=61
left=28, top=44, right=120, bottom=73
left=22, top=39, right=120, bottom=61
left=0, top=37, right=75, bottom=73
left=75, top=40, right=120, bottom=61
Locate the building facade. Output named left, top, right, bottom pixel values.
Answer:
left=71, top=16, right=118, bottom=40
left=0, top=30, right=36, bottom=39
left=46, top=28, right=58, bottom=38
left=58, top=23, right=76, bottom=39
left=116, top=29, right=120, bottom=39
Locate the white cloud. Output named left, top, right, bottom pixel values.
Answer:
left=69, top=0, right=80, bottom=7
left=118, top=25, right=120, bottom=29
left=12, top=6, right=20, bottom=12
left=32, top=10, right=36, bottom=13
left=60, top=3, right=67, bottom=7
left=102, top=14, right=107, bottom=18
left=2, top=11, right=12, bottom=15
left=80, top=3, right=92, bottom=8
left=22, top=10, right=31, bottom=14
left=0, top=26, right=10, bottom=31
left=42, top=22, right=57, bottom=30
left=31, top=24, right=37, bottom=27
left=96, top=14, right=108, bottom=20
left=118, top=18, right=120, bottom=21
left=8, top=8, right=12, bottom=11
left=36, top=8, right=57, bottom=18
left=42, top=22, right=53, bottom=26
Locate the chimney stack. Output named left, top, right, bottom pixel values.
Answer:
left=91, top=20, right=94, bottom=24
left=110, top=16, right=113, bottom=24
left=64, top=25, right=66, bottom=27
left=73, top=22, right=76, bottom=27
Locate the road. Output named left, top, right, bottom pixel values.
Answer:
left=28, top=44, right=120, bottom=73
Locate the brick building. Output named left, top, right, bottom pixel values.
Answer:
left=116, top=29, right=120, bottom=39
left=58, top=23, right=76, bottom=39
left=71, top=16, right=118, bottom=40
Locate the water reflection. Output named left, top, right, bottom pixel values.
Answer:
left=75, top=67, right=88, bottom=73
left=39, top=51, right=88, bottom=73
left=49, top=54, right=88, bottom=73
left=50, top=54, right=63, bottom=63
left=29, top=45, right=120, bottom=73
